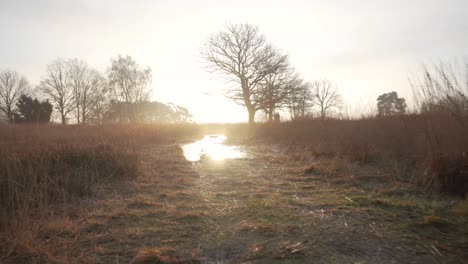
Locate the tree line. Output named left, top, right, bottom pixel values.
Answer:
left=0, top=55, right=192, bottom=124
left=201, top=23, right=468, bottom=123
left=3, top=24, right=465, bottom=125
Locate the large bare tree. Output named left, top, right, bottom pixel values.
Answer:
left=311, top=79, right=343, bottom=119
left=39, top=59, right=75, bottom=124
left=0, top=69, right=30, bottom=122
left=67, top=59, right=105, bottom=124
left=108, top=55, right=152, bottom=122
left=201, top=23, right=279, bottom=125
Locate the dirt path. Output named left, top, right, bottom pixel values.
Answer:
left=189, top=148, right=418, bottom=263
left=54, top=144, right=466, bottom=263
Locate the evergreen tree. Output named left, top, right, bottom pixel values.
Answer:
left=13, top=95, right=52, bottom=123
left=377, top=91, right=406, bottom=116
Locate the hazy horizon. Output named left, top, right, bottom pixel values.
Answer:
left=1, top=0, right=467, bottom=123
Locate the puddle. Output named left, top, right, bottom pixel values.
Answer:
left=182, top=134, right=245, bottom=162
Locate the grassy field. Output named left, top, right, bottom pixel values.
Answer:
left=0, top=124, right=200, bottom=263
left=254, top=114, right=468, bottom=196
left=0, top=117, right=467, bottom=263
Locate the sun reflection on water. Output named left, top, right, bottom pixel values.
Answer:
left=182, top=135, right=245, bottom=162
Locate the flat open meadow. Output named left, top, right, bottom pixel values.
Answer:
left=2, top=1, right=468, bottom=263
left=1, top=115, right=467, bottom=263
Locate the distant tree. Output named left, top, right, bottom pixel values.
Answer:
left=13, top=95, right=52, bottom=123
left=169, top=104, right=193, bottom=123
left=201, top=23, right=280, bottom=125
left=377, top=91, right=407, bottom=116
left=311, top=80, right=343, bottom=119
left=39, top=59, right=75, bottom=124
left=135, top=101, right=192, bottom=123
left=284, top=78, right=313, bottom=120
left=103, top=100, right=192, bottom=124
left=274, top=113, right=280, bottom=123
left=257, top=49, right=291, bottom=123
left=66, top=59, right=106, bottom=124
left=107, top=55, right=152, bottom=122
left=87, top=86, right=111, bottom=125
left=0, top=70, right=30, bottom=122
left=103, top=100, right=125, bottom=123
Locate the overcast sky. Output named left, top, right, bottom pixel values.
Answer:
left=1, top=0, right=467, bottom=122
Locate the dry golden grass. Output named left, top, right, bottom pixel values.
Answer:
left=1, top=144, right=137, bottom=220
left=449, top=199, right=468, bottom=217
left=0, top=115, right=467, bottom=262
left=248, top=113, right=468, bottom=197
left=0, top=124, right=201, bottom=263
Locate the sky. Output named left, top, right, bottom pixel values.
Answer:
left=0, top=0, right=467, bottom=123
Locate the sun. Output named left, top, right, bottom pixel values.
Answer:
left=182, top=134, right=245, bottom=162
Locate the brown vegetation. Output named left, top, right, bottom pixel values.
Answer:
left=0, top=124, right=201, bottom=263
left=1, top=98, right=467, bottom=262
left=250, top=112, right=468, bottom=197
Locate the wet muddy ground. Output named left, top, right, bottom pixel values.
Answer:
left=37, top=140, right=468, bottom=263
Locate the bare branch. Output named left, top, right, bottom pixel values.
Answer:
left=311, top=79, right=343, bottom=119
left=107, top=55, right=152, bottom=123
left=0, top=69, right=30, bottom=122
left=201, top=23, right=279, bottom=124
left=38, top=59, right=75, bottom=124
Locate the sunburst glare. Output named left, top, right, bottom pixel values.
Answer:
left=182, top=135, right=245, bottom=162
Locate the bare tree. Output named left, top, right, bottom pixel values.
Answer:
left=108, top=55, right=152, bottom=122
left=86, top=80, right=110, bottom=125
left=0, top=69, right=30, bottom=122
left=39, top=59, right=75, bottom=124
left=311, top=79, right=343, bottom=119
left=201, top=23, right=279, bottom=125
left=285, top=77, right=313, bottom=120
left=67, top=59, right=105, bottom=124
left=256, top=49, right=291, bottom=123
left=67, top=59, right=86, bottom=124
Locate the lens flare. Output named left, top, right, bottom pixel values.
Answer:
left=182, top=135, right=244, bottom=162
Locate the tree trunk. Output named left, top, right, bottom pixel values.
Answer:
left=76, top=105, right=80, bottom=124
left=82, top=106, right=86, bottom=124
left=248, top=107, right=255, bottom=126
left=268, top=107, right=273, bottom=123
left=6, top=107, right=13, bottom=123
left=61, top=108, right=66, bottom=125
